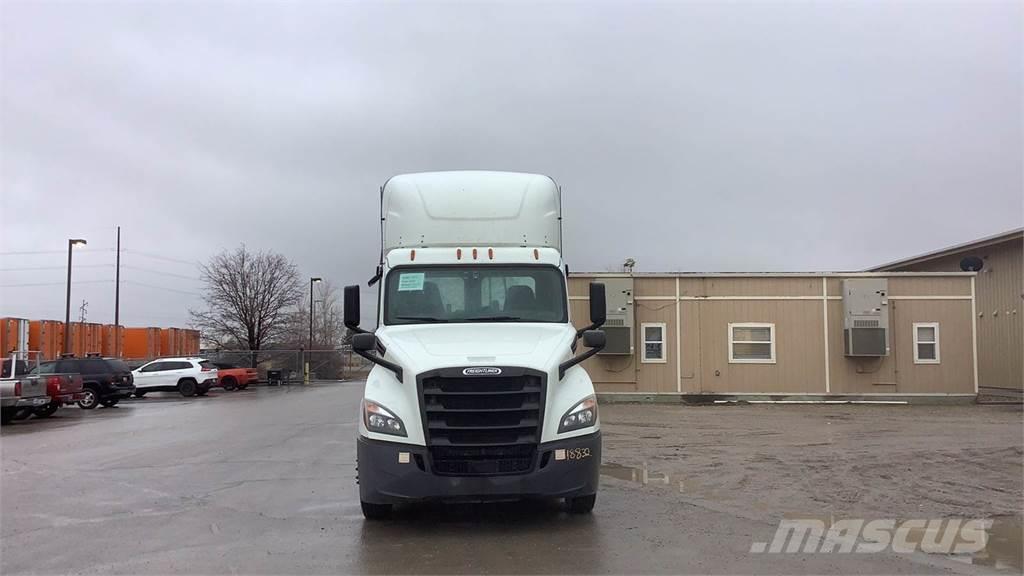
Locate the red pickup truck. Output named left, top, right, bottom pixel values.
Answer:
left=34, top=373, right=85, bottom=417
left=214, top=363, right=259, bottom=391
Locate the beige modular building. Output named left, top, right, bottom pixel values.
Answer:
left=872, top=228, right=1022, bottom=396
left=568, top=272, right=979, bottom=398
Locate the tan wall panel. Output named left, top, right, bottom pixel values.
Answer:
left=888, top=276, right=971, bottom=297
left=677, top=277, right=705, bottom=297
left=891, top=300, right=974, bottom=393
left=634, top=299, right=678, bottom=392
left=634, top=278, right=675, bottom=298
left=702, top=277, right=821, bottom=297
left=568, top=277, right=590, bottom=298
left=698, top=301, right=826, bottom=393
left=679, top=301, right=702, bottom=392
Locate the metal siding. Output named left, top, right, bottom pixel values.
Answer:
left=887, top=238, right=1021, bottom=391
left=699, top=301, right=826, bottom=393
left=888, top=276, right=972, bottom=297
left=635, top=298, right=677, bottom=392
left=892, top=300, right=974, bottom=393
left=703, top=277, right=821, bottom=297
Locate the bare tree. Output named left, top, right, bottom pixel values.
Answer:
left=190, top=245, right=302, bottom=351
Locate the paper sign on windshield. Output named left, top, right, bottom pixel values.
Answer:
left=397, top=272, right=425, bottom=292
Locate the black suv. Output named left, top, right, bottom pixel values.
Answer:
left=31, top=357, right=135, bottom=409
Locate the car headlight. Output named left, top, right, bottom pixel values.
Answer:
left=558, top=395, right=598, bottom=433
left=363, top=400, right=407, bottom=437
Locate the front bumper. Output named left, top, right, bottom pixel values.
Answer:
left=357, top=431, right=601, bottom=504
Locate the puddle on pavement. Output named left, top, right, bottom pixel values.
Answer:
left=600, top=462, right=720, bottom=499
left=948, top=515, right=1023, bottom=571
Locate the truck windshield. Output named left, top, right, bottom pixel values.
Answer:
left=384, top=265, right=567, bottom=325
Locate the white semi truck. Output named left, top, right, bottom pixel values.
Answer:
left=344, top=171, right=608, bottom=519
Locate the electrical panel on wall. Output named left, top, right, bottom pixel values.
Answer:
left=598, top=277, right=634, bottom=355
left=842, top=278, right=889, bottom=356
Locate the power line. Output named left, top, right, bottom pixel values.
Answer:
left=0, top=264, right=115, bottom=272
left=123, top=280, right=202, bottom=296
left=0, top=280, right=114, bottom=288
left=122, top=265, right=202, bottom=282
left=0, top=248, right=114, bottom=256
left=122, top=249, right=198, bottom=266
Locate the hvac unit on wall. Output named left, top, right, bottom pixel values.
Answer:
left=842, top=278, right=889, bottom=356
left=597, top=277, right=635, bottom=355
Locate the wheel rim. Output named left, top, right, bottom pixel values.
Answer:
left=80, top=390, right=97, bottom=407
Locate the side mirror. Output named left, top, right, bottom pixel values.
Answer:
left=352, top=333, right=377, bottom=352
left=589, top=282, right=606, bottom=327
left=582, top=329, right=606, bottom=349
left=344, top=285, right=360, bottom=329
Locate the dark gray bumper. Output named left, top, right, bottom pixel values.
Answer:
left=357, top=431, right=601, bottom=504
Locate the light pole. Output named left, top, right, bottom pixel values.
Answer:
left=309, top=277, right=322, bottom=350
left=64, top=238, right=87, bottom=354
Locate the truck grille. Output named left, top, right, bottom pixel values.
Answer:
left=419, top=369, right=545, bottom=476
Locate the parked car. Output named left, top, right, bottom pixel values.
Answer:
left=29, top=356, right=135, bottom=409
left=1, top=365, right=50, bottom=424
left=213, top=362, right=258, bottom=391
left=131, top=358, right=218, bottom=397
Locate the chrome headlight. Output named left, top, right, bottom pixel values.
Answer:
left=363, top=400, right=407, bottom=437
left=558, top=395, right=598, bottom=433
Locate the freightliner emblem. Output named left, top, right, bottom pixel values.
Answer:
left=463, top=367, right=502, bottom=376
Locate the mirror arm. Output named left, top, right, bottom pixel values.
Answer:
left=353, top=347, right=403, bottom=383
left=558, top=340, right=606, bottom=380
left=575, top=319, right=604, bottom=339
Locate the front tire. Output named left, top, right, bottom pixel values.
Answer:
left=222, top=377, right=237, bottom=391
left=77, top=388, right=99, bottom=409
left=178, top=379, right=197, bottom=397
left=33, top=402, right=60, bottom=418
left=133, top=391, right=147, bottom=398
left=360, top=501, right=392, bottom=520
left=568, top=494, right=596, bottom=514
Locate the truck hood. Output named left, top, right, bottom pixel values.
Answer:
left=379, top=323, right=575, bottom=375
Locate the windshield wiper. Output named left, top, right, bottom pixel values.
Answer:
left=463, top=315, right=522, bottom=322
left=394, top=315, right=449, bottom=323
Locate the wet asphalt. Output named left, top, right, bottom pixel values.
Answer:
left=0, top=383, right=999, bottom=574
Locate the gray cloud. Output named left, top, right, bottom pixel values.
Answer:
left=2, top=1, right=1021, bottom=328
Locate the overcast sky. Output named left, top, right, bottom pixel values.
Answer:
left=1, top=1, right=1021, bottom=329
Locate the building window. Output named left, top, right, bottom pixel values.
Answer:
left=913, top=322, right=940, bottom=364
left=641, top=322, right=667, bottom=363
left=729, top=323, right=776, bottom=364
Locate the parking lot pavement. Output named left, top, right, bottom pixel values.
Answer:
left=2, top=384, right=1019, bottom=574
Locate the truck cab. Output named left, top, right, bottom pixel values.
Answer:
left=345, top=171, right=607, bottom=519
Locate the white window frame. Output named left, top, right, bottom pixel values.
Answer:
left=728, top=322, right=776, bottom=364
left=641, top=322, right=667, bottom=364
left=913, top=322, right=941, bottom=364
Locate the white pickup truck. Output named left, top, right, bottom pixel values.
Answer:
left=1, top=357, right=51, bottom=425
left=343, top=171, right=608, bottom=518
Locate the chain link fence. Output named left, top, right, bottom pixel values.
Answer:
left=123, top=347, right=372, bottom=384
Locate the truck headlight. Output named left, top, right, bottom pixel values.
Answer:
left=558, top=396, right=598, bottom=433
left=363, top=400, right=407, bottom=437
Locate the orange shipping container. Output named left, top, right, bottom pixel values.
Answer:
left=124, top=327, right=161, bottom=360
left=0, top=318, right=30, bottom=358
left=102, top=325, right=124, bottom=357
left=29, top=320, right=63, bottom=361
